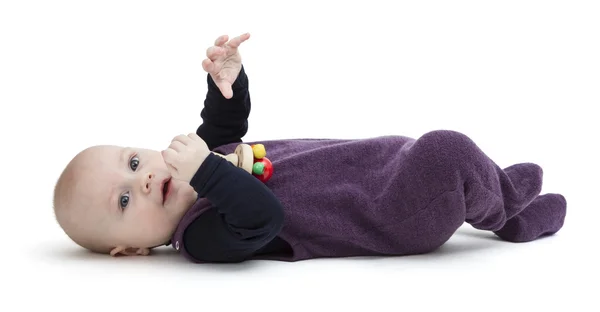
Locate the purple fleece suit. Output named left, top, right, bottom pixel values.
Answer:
left=171, top=130, right=567, bottom=262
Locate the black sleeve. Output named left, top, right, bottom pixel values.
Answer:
left=182, top=153, right=285, bottom=263
left=196, top=65, right=251, bottom=151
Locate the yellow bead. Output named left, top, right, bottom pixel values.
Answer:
left=252, top=144, right=266, bottom=159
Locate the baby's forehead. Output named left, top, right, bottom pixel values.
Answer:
left=71, top=145, right=126, bottom=207
left=78, top=145, right=122, bottom=162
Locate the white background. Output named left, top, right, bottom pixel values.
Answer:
left=1, top=0, right=598, bottom=311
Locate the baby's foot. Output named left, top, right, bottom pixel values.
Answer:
left=502, top=163, right=544, bottom=219
left=494, top=193, right=567, bottom=242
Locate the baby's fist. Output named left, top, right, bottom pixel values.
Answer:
left=162, top=133, right=211, bottom=183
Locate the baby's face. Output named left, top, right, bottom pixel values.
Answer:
left=74, top=145, right=198, bottom=254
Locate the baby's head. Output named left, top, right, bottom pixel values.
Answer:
left=53, top=145, right=199, bottom=256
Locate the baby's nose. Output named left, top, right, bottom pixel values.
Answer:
left=142, top=172, right=154, bottom=192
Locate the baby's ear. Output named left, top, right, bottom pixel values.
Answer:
left=110, top=246, right=150, bottom=257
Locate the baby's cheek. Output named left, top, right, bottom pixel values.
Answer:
left=176, top=184, right=198, bottom=206
left=144, top=212, right=175, bottom=239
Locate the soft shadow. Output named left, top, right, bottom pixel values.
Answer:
left=50, top=244, right=109, bottom=262
left=42, top=227, right=514, bottom=267
left=453, top=228, right=504, bottom=241
left=402, top=228, right=504, bottom=260
left=420, top=238, right=496, bottom=257
left=327, top=228, right=504, bottom=263
left=44, top=242, right=264, bottom=271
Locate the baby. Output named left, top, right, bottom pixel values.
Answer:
left=53, top=33, right=567, bottom=263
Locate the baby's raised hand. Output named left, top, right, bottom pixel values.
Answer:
left=162, top=133, right=211, bottom=183
left=202, top=33, right=251, bottom=99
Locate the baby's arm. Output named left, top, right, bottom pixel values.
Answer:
left=183, top=152, right=284, bottom=263
left=163, top=133, right=282, bottom=262
left=196, top=33, right=252, bottom=151
left=196, top=66, right=251, bottom=150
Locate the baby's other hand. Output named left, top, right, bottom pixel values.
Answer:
left=202, top=32, right=250, bottom=99
left=162, top=133, right=211, bottom=183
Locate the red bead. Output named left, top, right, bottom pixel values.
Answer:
left=252, top=157, right=273, bottom=183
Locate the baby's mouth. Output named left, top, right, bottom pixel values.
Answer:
left=162, top=178, right=171, bottom=204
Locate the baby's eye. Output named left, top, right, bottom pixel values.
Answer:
left=120, top=192, right=130, bottom=209
left=129, top=156, right=139, bottom=171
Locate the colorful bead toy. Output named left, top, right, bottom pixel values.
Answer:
left=250, top=144, right=273, bottom=183
left=212, top=143, right=274, bottom=183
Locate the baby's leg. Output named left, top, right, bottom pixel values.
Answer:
left=404, top=130, right=566, bottom=245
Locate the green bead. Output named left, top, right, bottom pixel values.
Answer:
left=253, top=162, right=265, bottom=174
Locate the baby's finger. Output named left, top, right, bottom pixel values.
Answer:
left=214, top=35, right=229, bottom=47
left=202, top=58, right=215, bottom=73
left=187, top=132, right=202, bottom=141
left=165, top=162, right=178, bottom=177
left=168, top=140, right=186, bottom=153
left=172, top=134, right=193, bottom=146
left=161, top=148, right=178, bottom=166
left=227, top=33, right=250, bottom=49
left=206, top=46, right=225, bottom=60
